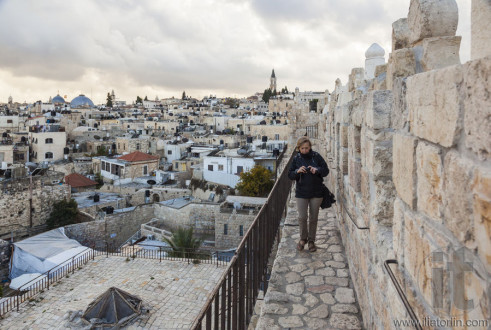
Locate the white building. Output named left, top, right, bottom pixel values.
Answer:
left=29, top=130, right=66, bottom=163
left=203, top=156, right=255, bottom=188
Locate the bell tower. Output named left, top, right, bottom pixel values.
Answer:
left=270, top=69, right=277, bottom=92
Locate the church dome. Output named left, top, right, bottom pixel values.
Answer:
left=52, top=94, right=65, bottom=104
left=70, top=94, right=94, bottom=108
left=365, top=43, right=385, bottom=58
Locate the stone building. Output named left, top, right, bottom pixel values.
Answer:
left=0, top=173, right=70, bottom=238
left=297, top=0, right=491, bottom=328
left=29, top=128, right=67, bottom=163
left=95, top=151, right=159, bottom=183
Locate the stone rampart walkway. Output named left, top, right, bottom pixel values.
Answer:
left=255, top=198, right=363, bottom=329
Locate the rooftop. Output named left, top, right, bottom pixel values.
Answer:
left=64, top=173, right=97, bottom=188
left=0, top=256, right=226, bottom=329
left=118, top=151, right=159, bottom=162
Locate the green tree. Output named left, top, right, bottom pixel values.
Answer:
left=182, top=91, right=186, bottom=100
left=224, top=98, right=239, bottom=108
left=281, top=86, right=289, bottom=94
left=144, top=96, right=148, bottom=101
left=136, top=96, right=143, bottom=104
left=236, top=165, right=274, bottom=197
left=106, top=92, right=113, bottom=107
left=46, top=198, right=79, bottom=229
left=262, top=88, right=273, bottom=103
left=163, top=227, right=203, bottom=259
left=95, top=145, right=109, bottom=156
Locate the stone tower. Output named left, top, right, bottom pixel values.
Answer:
left=270, top=69, right=277, bottom=92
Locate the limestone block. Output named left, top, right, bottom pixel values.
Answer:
left=463, top=57, right=491, bottom=160
left=392, top=18, right=410, bottom=51
left=471, top=0, right=491, bottom=60
left=365, top=138, right=393, bottom=179
left=442, top=151, right=474, bottom=245
left=421, top=36, right=461, bottom=71
left=393, top=134, right=418, bottom=209
left=339, top=124, right=348, bottom=148
left=370, top=179, right=396, bottom=224
left=373, top=64, right=387, bottom=90
left=334, top=104, right=350, bottom=124
left=365, top=90, right=393, bottom=129
left=416, top=142, right=443, bottom=221
left=348, top=125, right=362, bottom=159
left=348, top=68, right=365, bottom=92
left=339, top=148, right=348, bottom=175
left=348, top=158, right=362, bottom=193
left=386, top=48, right=416, bottom=90
left=407, top=64, right=463, bottom=148
left=472, top=167, right=491, bottom=273
left=393, top=198, right=406, bottom=261
left=408, top=0, right=458, bottom=44
left=391, top=77, right=408, bottom=130
left=361, top=168, right=370, bottom=208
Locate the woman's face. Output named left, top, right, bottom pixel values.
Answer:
left=299, top=142, right=311, bottom=154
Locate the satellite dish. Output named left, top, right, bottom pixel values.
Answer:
left=93, top=135, right=101, bottom=140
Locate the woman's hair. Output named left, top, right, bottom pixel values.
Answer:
left=296, top=136, right=312, bottom=150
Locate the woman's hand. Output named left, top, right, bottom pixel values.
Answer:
left=297, top=166, right=307, bottom=174
left=308, top=166, right=318, bottom=174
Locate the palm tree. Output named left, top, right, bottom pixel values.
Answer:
left=163, top=227, right=203, bottom=259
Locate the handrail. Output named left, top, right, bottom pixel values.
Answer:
left=336, top=195, right=369, bottom=230
left=191, top=147, right=295, bottom=329
left=384, top=260, right=422, bottom=330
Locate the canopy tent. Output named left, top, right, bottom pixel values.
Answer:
left=82, top=287, right=142, bottom=327
left=9, top=228, right=90, bottom=284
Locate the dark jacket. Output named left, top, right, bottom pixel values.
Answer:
left=288, top=150, right=329, bottom=198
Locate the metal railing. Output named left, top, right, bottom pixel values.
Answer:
left=191, top=150, right=294, bottom=329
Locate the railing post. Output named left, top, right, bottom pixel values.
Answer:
left=47, top=270, right=50, bottom=290
left=159, top=247, right=162, bottom=262
left=106, top=242, right=109, bottom=258
left=72, top=256, right=75, bottom=274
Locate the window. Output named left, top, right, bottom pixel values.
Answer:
left=118, top=143, right=120, bottom=150
left=45, top=152, right=53, bottom=159
left=218, top=164, right=224, bottom=171
left=275, top=134, right=280, bottom=140
left=136, top=143, right=140, bottom=150
left=224, top=224, right=228, bottom=235
left=237, top=166, right=243, bottom=174
left=143, top=165, right=148, bottom=175
left=168, top=150, right=172, bottom=155
left=208, top=164, right=214, bottom=171
left=7, top=120, right=12, bottom=124
left=239, top=225, right=244, bottom=236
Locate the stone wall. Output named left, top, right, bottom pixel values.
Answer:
left=153, top=202, right=218, bottom=234
left=0, top=176, right=71, bottom=236
left=320, top=0, right=491, bottom=328
left=214, top=209, right=256, bottom=249
left=0, top=239, right=11, bottom=282
left=65, top=204, right=155, bottom=248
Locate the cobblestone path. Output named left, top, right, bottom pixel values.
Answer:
left=255, top=198, right=363, bottom=329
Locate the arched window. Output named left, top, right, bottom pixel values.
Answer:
left=45, top=138, right=53, bottom=144
left=45, top=152, right=53, bottom=159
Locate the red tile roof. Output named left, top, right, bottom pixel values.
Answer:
left=118, top=151, right=159, bottom=162
left=65, top=173, right=98, bottom=188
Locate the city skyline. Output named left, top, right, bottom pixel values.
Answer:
left=0, top=0, right=471, bottom=104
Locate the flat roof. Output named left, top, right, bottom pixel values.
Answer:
left=0, top=256, right=226, bottom=329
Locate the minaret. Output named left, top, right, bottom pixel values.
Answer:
left=270, top=69, right=277, bottom=92
left=111, top=89, right=116, bottom=102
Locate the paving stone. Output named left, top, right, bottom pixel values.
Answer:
left=327, top=245, right=343, bottom=252
left=333, top=253, right=345, bottom=262
left=261, top=303, right=289, bottom=315
left=337, top=269, right=349, bottom=277
left=325, top=261, right=346, bottom=268
left=307, top=304, right=330, bottom=318
left=324, top=276, right=349, bottom=287
left=307, top=284, right=335, bottom=294
left=278, top=316, right=304, bottom=328
left=285, top=272, right=302, bottom=284
left=303, top=293, right=319, bottom=307
left=335, top=287, right=356, bottom=304
left=329, top=313, right=362, bottom=329
left=320, top=293, right=336, bottom=304
left=285, top=283, right=305, bottom=296
left=305, top=275, right=324, bottom=287
left=289, top=264, right=307, bottom=272
left=304, top=317, right=329, bottom=329
left=331, top=304, right=359, bottom=314
left=292, top=304, right=309, bottom=315
left=316, top=267, right=336, bottom=277
left=300, top=268, right=314, bottom=276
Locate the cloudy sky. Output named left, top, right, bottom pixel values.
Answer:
left=0, top=0, right=470, bottom=105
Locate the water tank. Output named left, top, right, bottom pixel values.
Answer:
left=272, top=148, right=280, bottom=157
left=105, top=206, right=114, bottom=214
left=145, top=190, right=151, bottom=197
left=220, top=140, right=224, bottom=145
left=246, top=136, right=253, bottom=143
left=51, top=111, right=56, bottom=116
left=63, top=147, right=69, bottom=155
left=93, top=194, right=100, bottom=203
left=262, top=136, right=268, bottom=142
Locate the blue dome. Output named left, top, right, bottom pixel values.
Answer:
left=70, top=94, right=94, bottom=108
left=52, top=94, right=65, bottom=104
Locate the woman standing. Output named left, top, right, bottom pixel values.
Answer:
left=288, top=137, right=329, bottom=252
